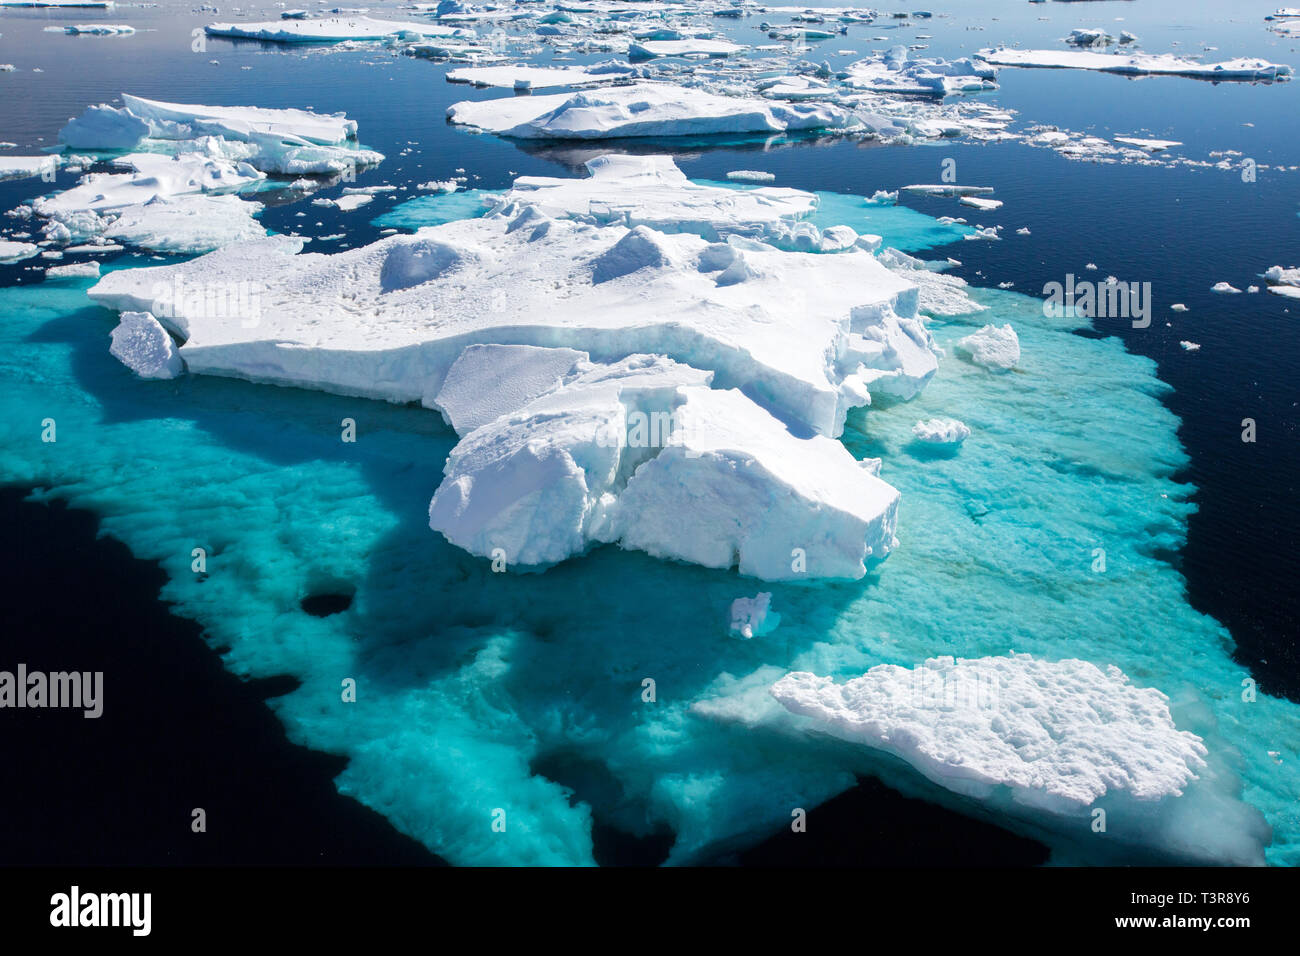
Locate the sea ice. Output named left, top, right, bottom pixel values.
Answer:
left=955, top=323, right=1020, bottom=371
left=730, top=593, right=779, bottom=639
left=447, top=83, right=853, bottom=140
left=428, top=352, right=903, bottom=578
left=205, top=16, right=470, bottom=44
left=0, top=156, right=55, bottom=181
left=1264, top=265, right=1300, bottom=298
left=911, top=417, right=971, bottom=443
left=0, top=240, right=39, bottom=263
left=979, top=47, right=1293, bottom=81
left=108, top=311, right=184, bottom=379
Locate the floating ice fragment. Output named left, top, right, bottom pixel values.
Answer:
left=912, top=417, right=970, bottom=444
left=729, top=593, right=779, bottom=640
left=109, top=311, right=184, bottom=379
left=955, top=323, right=1020, bottom=371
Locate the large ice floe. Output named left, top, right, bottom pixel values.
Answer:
left=88, top=155, right=956, bottom=579
left=447, top=82, right=854, bottom=139
left=768, top=655, right=1268, bottom=864
left=18, top=96, right=381, bottom=253
left=205, top=16, right=473, bottom=44
left=979, top=47, right=1293, bottom=81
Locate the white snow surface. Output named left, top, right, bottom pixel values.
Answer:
left=770, top=654, right=1209, bottom=812
left=205, top=16, right=469, bottom=43
left=979, top=47, right=1292, bottom=80
left=447, top=83, right=853, bottom=139
left=88, top=157, right=937, bottom=440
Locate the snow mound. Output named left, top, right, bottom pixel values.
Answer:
left=771, top=655, right=1208, bottom=810
left=955, top=323, right=1020, bottom=371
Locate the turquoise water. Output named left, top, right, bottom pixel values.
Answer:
left=5, top=193, right=1297, bottom=864
left=372, top=189, right=497, bottom=230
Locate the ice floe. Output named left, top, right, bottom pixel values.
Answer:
left=1264, top=265, right=1300, bottom=298
left=447, top=82, right=853, bottom=140
left=84, top=156, right=962, bottom=577
left=955, top=323, right=1020, bottom=371
left=771, top=656, right=1208, bottom=811
left=980, top=47, right=1292, bottom=81
left=108, top=311, right=184, bottom=380
left=911, top=417, right=970, bottom=444
left=206, top=16, right=471, bottom=44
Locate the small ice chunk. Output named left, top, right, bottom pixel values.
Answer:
left=108, top=311, right=184, bottom=379
left=954, top=323, right=1019, bottom=371
left=729, top=592, right=779, bottom=639
left=912, top=417, right=970, bottom=444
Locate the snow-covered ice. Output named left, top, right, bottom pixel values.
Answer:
left=980, top=47, right=1292, bottom=81
left=108, top=311, right=185, bottom=379
left=911, top=417, right=971, bottom=444
left=729, top=592, right=778, bottom=639
left=955, top=323, right=1020, bottom=371
left=205, top=16, right=470, bottom=44
left=447, top=83, right=853, bottom=140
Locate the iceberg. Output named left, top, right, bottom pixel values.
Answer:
left=87, top=158, right=938, bottom=441
left=1264, top=265, right=1300, bottom=299
left=771, top=656, right=1208, bottom=810
left=500, top=154, right=818, bottom=239
left=205, top=16, right=471, bottom=44
left=0, top=156, right=56, bottom=182
left=32, top=153, right=265, bottom=250
left=0, top=240, right=39, bottom=264
left=979, top=47, right=1293, bottom=81
left=445, top=63, right=633, bottom=90
left=59, top=95, right=382, bottom=177
left=628, top=38, right=744, bottom=61
left=447, top=83, right=853, bottom=140
left=428, top=351, right=902, bottom=578
left=843, top=49, right=998, bottom=97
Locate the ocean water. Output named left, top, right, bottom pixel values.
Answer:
left=2, top=0, right=1299, bottom=866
